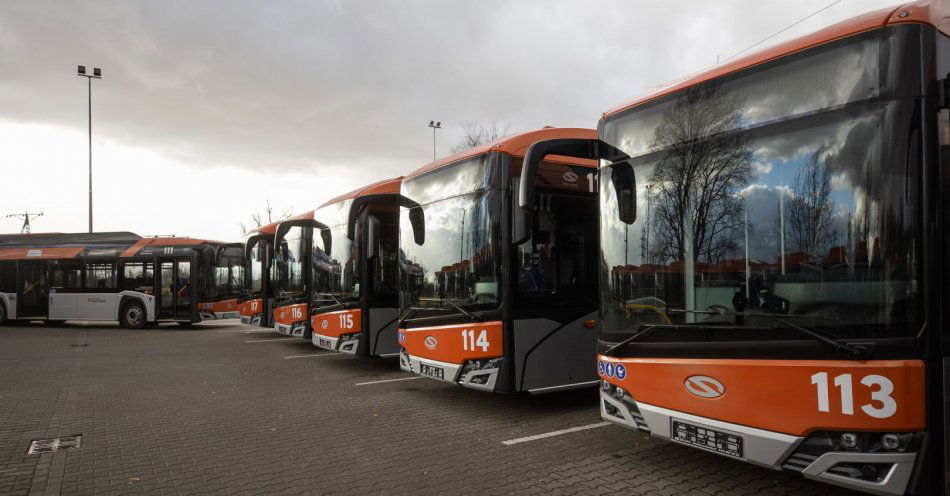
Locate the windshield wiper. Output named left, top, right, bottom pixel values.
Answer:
left=316, top=293, right=349, bottom=310
left=441, top=299, right=482, bottom=322
left=667, top=308, right=867, bottom=358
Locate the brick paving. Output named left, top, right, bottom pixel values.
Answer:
left=0, top=321, right=858, bottom=495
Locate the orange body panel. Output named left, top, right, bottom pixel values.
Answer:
left=319, top=177, right=404, bottom=209
left=239, top=298, right=263, bottom=317
left=312, top=309, right=362, bottom=338
left=198, top=299, right=238, bottom=313
left=599, top=357, right=926, bottom=436
left=0, top=247, right=83, bottom=260
left=274, top=302, right=308, bottom=325
left=400, top=321, right=503, bottom=364
left=405, top=128, right=597, bottom=180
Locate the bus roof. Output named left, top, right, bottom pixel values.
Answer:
left=404, top=127, right=597, bottom=180
left=601, top=0, right=950, bottom=120
left=118, top=237, right=224, bottom=258
left=0, top=231, right=140, bottom=247
left=0, top=232, right=226, bottom=260
left=318, top=176, right=404, bottom=208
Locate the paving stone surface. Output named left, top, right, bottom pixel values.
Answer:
left=0, top=321, right=859, bottom=495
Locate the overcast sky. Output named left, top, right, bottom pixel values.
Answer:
left=0, top=0, right=901, bottom=241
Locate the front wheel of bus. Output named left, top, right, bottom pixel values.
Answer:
left=0, top=303, right=6, bottom=326
left=121, top=302, right=146, bottom=329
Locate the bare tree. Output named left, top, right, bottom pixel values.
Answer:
left=239, top=200, right=293, bottom=235
left=452, top=121, right=510, bottom=153
left=646, top=83, right=752, bottom=264
left=784, top=151, right=835, bottom=256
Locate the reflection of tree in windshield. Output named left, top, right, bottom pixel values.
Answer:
left=644, top=83, right=752, bottom=265
left=784, top=150, right=836, bottom=256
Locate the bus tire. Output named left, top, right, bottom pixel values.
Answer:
left=0, top=302, right=6, bottom=326
left=176, top=322, right=192, bottom=328
left=120, top=301, right=146, bottom=329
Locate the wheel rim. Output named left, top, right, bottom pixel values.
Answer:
left=127, top=306, right=143, bottom=326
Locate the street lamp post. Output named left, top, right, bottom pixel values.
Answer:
left=427, top=121, right=441, bottom=161
left=77, top=65, right=101, bottom=233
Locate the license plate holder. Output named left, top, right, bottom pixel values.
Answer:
left=318, top=338, right=333, bottom=350
left=671, top=419, right=743, bottom=459
left=419, top=363, right=445, bottom=380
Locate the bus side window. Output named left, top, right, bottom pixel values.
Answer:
left=121, top=262, right=154, bottom=292
left=0, top=263, right=17, bottom=293
left=50, top=261, right=83, bottom=291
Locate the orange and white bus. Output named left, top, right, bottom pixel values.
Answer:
left=308, top=178, right=402, bottom=356
left=240, top=221, right=280, bottom=326
left=271, top=211, right=323, bottom=338
left=0, top=231, right=233, bottom=327
left=397, top=127, right=602, bottom=393
left=522, top=3, right=947, bottom=493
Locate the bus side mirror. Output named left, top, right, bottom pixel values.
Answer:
left=609, top=161, right=637, bottom=225
left=366, top=216, right=381, bottom=259
left=408, top=207, right=425, bottom=245
left=320, top=228, right=332, bottom=255
left=512, top=178, right=530, bottom=245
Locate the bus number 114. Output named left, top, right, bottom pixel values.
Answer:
left=461, top=329, right=489, bottom=352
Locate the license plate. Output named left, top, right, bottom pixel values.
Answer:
left=419, top=363, right=444, bottom=380
left=671, top=420, right=743, bottom=459
left=318, top=338, right=333, bottom=350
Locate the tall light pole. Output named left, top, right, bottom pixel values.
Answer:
left=77, top=65, right=101, bottom=233
left=428, top=121, right=441, bottom=161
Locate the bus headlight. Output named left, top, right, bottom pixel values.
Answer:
left=459, top=357, right=502, bottom=387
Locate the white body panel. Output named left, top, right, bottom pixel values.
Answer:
left=48, top=293, right=79, bottom=319
left=44, top=291, right=155, bottom=322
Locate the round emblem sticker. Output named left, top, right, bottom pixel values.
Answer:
left=605, top=362, right=615, bottom=378
left=321, top=319, right=329, bottom=329
left=616, top=364, right=627, bottom=380
left=597, top=360, right=606, bottom=376
left=424, top=336, right=438, bottom=350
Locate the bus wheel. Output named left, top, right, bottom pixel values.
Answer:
left=121, top=302, right=146, bottom=329
left=176, top=322, right=192, bottom=328
left=0, top=303, right=6, bottom=326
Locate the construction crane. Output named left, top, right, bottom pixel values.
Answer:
left=5, top=212, right=43, bottom=234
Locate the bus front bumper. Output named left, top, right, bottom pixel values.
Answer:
left=312, top=332, right=359, bottom=353
left=275, top=321, right=307, bottom=337
left=399, top=349, right=501, bottom=392
left=599, top=383, right=917, bottom=496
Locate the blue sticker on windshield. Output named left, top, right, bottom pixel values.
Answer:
left=605, top=362, right=615, bottom=378
left=597, top=360, right=606, bottom=376
left=398, top=332, right=406, bottom=343
left=616, top=364, right=627, bottom=380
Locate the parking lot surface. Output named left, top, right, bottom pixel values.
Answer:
left=0, top=321, right=859, bottom=495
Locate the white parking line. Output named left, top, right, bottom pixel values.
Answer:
left=244, top=338, right=295, bottom=343
left=501, top=422, right=611, bottom=446
left=355, top=376, right=426, bottom=386
left=283, top=353, right=337, bottom=359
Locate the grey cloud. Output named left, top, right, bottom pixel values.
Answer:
left=0, top=0, right=900, bottom=178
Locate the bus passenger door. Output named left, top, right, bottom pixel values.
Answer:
left=18, top=262, right=48, bottom=318
left=158, top=261, right=175, bottom=320
left=175, top=260, right=192, bottom=321
left=157, top=258, right=193, bottom=321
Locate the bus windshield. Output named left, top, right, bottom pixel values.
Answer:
left=399, top=156, right=503, bottom=314
left=313, top=200, right=360, bottom=308
left=215, top=245, right=244, bottom=297
left=247, top=240, right=266, bottom=294
left=599, top=26, right=923, bottom=347
left=274, top=226, right=307, bottom=301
